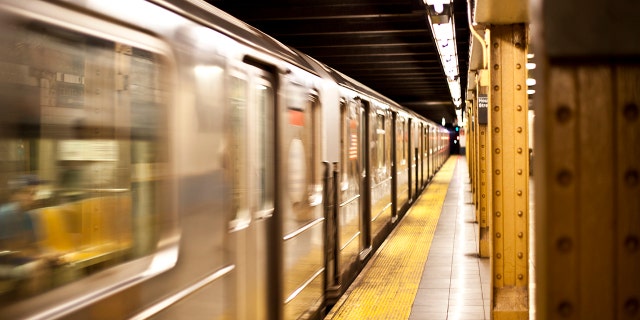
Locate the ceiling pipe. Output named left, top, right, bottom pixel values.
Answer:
left=467, top=0, right=487, bottom=70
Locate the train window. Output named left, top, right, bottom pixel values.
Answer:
left=0, top=20, right=168, bottom=304
left=398, top=118, right=407, bottom=165
left=229, top=76, right=250, bottom=229
left=229, top=74, right=275, bottom=227
left=375, top=114, right=386, bottom=177
left=340, top=100, right=360, bottom=197
left=253, top=81, right=274, bottom=216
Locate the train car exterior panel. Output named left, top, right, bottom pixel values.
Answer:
left=0, top=0, right=450, bottom=319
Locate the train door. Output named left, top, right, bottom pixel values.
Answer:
left=390, top=111, right=398, bottom=222
left=396, top=116, right=409, bottom=213
left=423, top=124, right=428, bottom=182
left=369, top=107, right=393, bottom=241
left=416, top=122, right=424, bottom=190
left=280, top=81, right=324, bottom=320
left=430, top=125, right=435, bottom=178
left=413, top=121, right=420, bottom=197
left=407, top=118, right=413, bottom=201
left=422, top=125, right=429, bottom=186
left=338, top=98, right=364, bottom=277
left=228, top=62, right=276, bottom=320
left=360, top=99, right=372, bottom=259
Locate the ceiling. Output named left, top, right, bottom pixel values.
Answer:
left=207, top=0, right=470, bottom=124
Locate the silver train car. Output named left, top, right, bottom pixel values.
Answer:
left=0, top=0, right=450, bottom=318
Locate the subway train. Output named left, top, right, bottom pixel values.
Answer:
left=0, top=0, right=450, bottom=319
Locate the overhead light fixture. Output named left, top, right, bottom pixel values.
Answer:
left=424, top=0, right=451, bottom=23
left=425, top=0, right=459, bottom=109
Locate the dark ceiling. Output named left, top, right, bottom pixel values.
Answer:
left=207, top=0, right=470, bottom=124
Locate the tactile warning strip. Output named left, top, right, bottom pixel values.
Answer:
left=325, top=156, right=458, bottom=320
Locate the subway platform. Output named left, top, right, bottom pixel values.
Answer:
left=325, top=156, right=493, bottom=319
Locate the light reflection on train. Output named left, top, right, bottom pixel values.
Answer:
left=0, top=0, right=450, bottom=319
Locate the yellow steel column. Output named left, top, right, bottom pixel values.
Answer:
left=615, top=66, right=640, bottom=319
left=478, top=80, right=490, bottom=258
left=467, top=96, right=476, bottom=214
left=489, top=24, right=529, bottom=319
left=535, top=50, right=640, bottom=320
left=466, top=99, right=473, bottom=183
left=531, top=0, right=640, bottom=319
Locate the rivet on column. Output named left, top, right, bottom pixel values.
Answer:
left=625, top=169, right=639, bottom=187
left=623, top=103, right=639, bottom=121
left=625, top=235, right=639, bottom=253
left=625, top=298, right=639, bottom=316
left=557, top=237, right=573, bottom=253
left=556, top=105, right=572, bottom=123
left=557, top=301, right=573, bottom=317
left=557, top=169, right=573, bottom=186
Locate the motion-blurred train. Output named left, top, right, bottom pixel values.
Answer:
left=0, top=0, right=450, bottom=318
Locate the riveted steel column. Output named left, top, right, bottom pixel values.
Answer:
left=535, top=55, right=640, bottom=320
left=615, top=66, right=640, bottom=319
left=536, top=64, right=640, bottom=319
left=466, top=91, right=478, bottom=221
left=532, top=0, right=640, bottom=317
left=478, top=80, right=491, bottom=258
left=489, top=24, right=529, bottom=319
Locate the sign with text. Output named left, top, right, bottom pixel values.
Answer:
left=478, top=94, right=488, bottom=125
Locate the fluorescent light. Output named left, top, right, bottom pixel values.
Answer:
left=526, top=78, right=536, bottom=86
left=425, top=0, right=450, bottom=6
left=526, top=63, right=536, bottom=70
left=433, top=23, right=454, bottom=40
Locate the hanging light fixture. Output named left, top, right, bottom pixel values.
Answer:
left=424, top=0, right=460, bottom=108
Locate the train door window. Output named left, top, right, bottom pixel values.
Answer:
left=340, top=100, right=361, bottom=197
left=228, top=72, right=275, bottom=226
left=0, top=17, right=169, bottom=305
left=229, top=75, right=250, bottom=229
left=373, top=111, right=387, bottom=182
left=253, top=80, right=275, bottom=219
left=397, top=118, right=407, bottom=166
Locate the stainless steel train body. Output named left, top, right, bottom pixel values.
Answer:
left=0, top=0, right=450, bottom=318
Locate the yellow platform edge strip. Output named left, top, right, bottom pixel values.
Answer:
left=325, top=156, right=459, bottom=320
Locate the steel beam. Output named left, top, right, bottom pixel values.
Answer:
left=489, top=24, right=529, bottom=319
